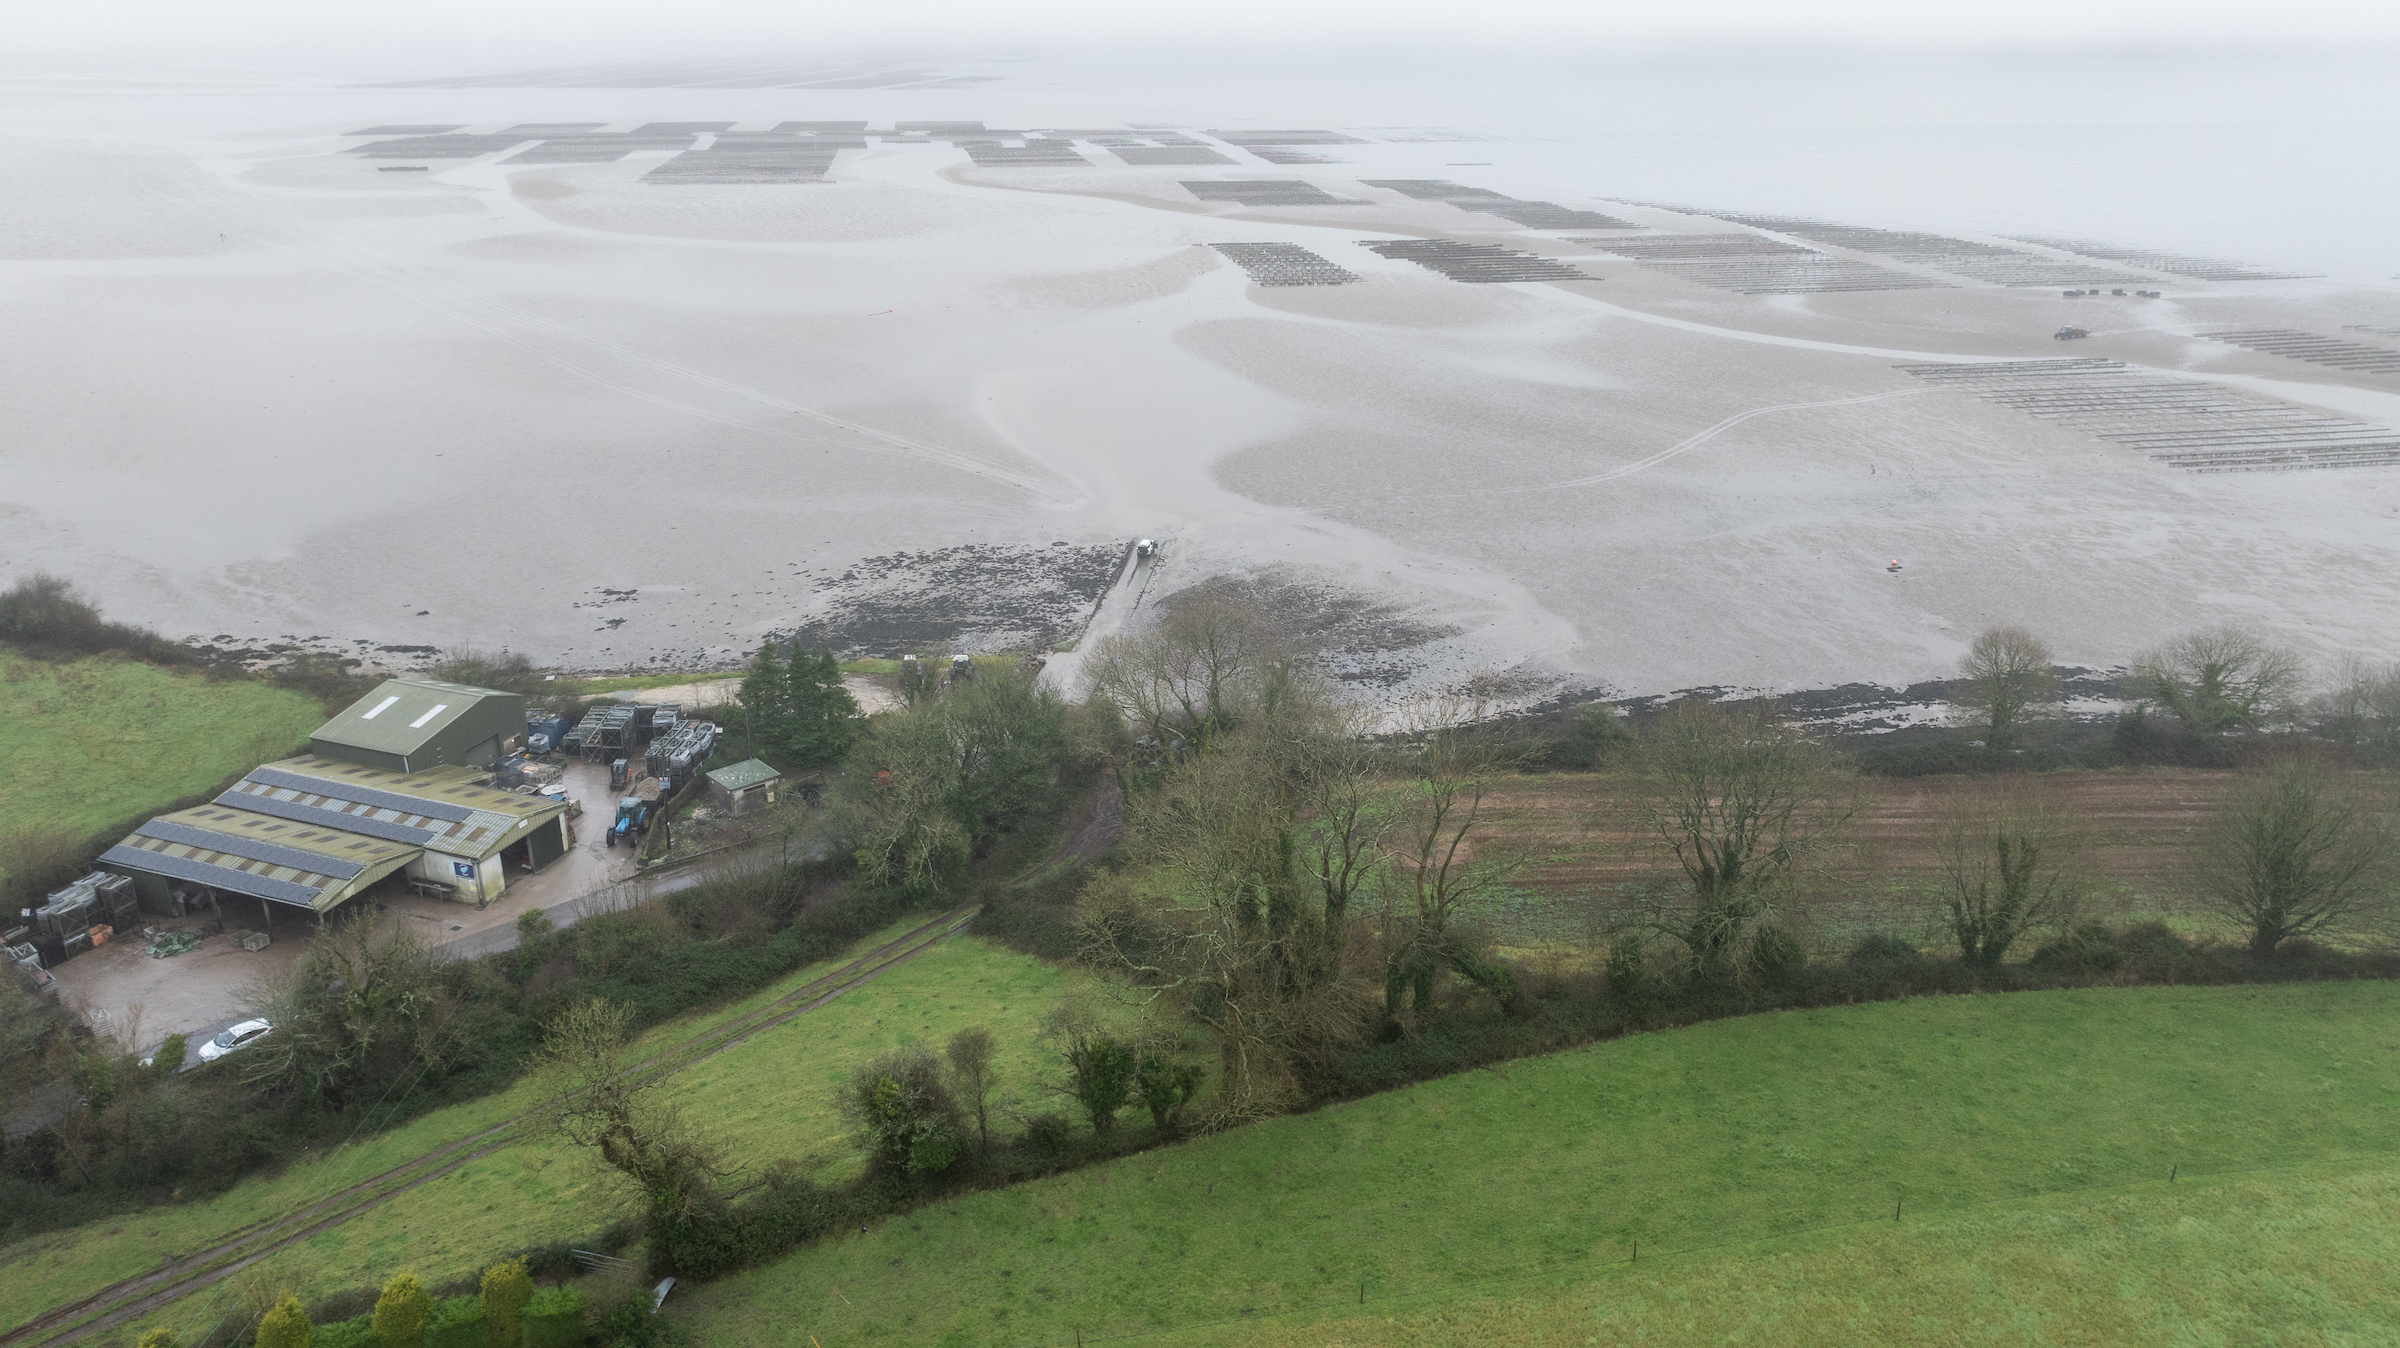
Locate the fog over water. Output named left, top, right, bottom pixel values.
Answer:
left=3, top=38, right=2397, bottom=701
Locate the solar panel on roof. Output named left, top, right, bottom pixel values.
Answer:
left=248, top=766, right=479, bottom=822
left=100, top=846, right=326, bottom=907
left=221, top=793, right=438, bottom=845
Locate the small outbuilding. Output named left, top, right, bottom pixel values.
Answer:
left=706, top=759, right=783, bottom=817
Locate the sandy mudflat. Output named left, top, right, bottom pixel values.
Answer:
left=2, top=52, right=2397, bottom=702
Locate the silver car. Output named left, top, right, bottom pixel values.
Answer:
left=196, top=1018, right=273, bottom=1064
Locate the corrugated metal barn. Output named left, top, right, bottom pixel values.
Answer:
left=98, top=679, right=573, bottom=924
left=310, top=678, right=527, bottom=773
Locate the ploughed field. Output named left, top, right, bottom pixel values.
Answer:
left=676, top=981, right=2400, bottom=1345
left=1463, top=768, right=2236, bottom=957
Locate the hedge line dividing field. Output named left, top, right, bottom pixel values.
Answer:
left=674, top=980, right=2400, bottom=1345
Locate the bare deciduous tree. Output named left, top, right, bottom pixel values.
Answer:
left=2310, top=658, right=2400, bottom=753
left=944, top=1025, right=999, bottom=1151
left=1953, top=625, right=2060, bottom=751
left=1296, top=708, right=1388, bottom=973
left=1382, top=687, right=1531, bottom=1022
left=2199, top=755, right=2394, bottom=955
left=1631, top=699, right=1857, bottom=978
left=1081, top=714, right=1376, bottom=1114
left=1083, top=594, right=1294, bottom=758
left=2129, top=626, right=2306, bottom=734
left=1078, top=648, right=1378, bottom=1114
left=1931, top=784, right=2081, bottom=967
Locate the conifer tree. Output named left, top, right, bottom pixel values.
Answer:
left=481, top=1257, right=534, bottom=1348
left=737, top=641, right=790, bottom=760
left=782, top=647, right=862, bottom=766
left=255, top=1295, right=312, bottom=1348
left=371, top=1272, right=430, bottom=1348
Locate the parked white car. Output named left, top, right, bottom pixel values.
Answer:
left=196, top=1019, right=273, bottom=1064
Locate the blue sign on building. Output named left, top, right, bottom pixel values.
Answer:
left=453, top=861, right=475, bottom=880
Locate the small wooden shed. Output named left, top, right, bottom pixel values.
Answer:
left=706, top=759, right=783, bottom=817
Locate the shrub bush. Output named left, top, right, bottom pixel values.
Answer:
left=583, top=1268, right=685, bottom=1348
left=1750, top=925, right=1808, bottom=981
left=1845, top=935, right=1924, bottom=968
left=656, top=1164, right=840, bottom=1281
left=520, top=1287, right=584, bottom=1348
left=314, top=1315, right=375, bottom=1348
left=975, top=858, right=1090, bottom=961
left=843, top=1046, right=966, bottom=1180
left=1603, top=936, right=1650, bottom=1012
left=419, top=1295, right=484, bottom=1348
left=1021, top=1112, right=1078, bottom=1159
left=329, top=1308, right=382, bottom=1344
left=0, top=573, right=192, bottom=664
left=2028, top=923, right=2123, bottom=975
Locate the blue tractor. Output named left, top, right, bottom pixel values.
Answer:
left=606, top=797, right=649, bottom=848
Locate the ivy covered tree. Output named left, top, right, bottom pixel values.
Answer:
left=1133, top=1051, right=1204, bottom=1134
left=1045, top=1004, right=1136, bottom=1134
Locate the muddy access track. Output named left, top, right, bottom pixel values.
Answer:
left=7, top=907, right=981, bottom=1347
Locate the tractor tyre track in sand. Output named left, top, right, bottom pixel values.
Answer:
left=6, top=905, right=982, bottom=1347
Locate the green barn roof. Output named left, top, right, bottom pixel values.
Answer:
left=707, top=759, right=782, bottom=791
left=313, top=678, right=514, bottom=760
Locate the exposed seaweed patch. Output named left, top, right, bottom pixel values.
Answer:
left=1609, top=666, right=2125, bottom=739
left=1158, top=568, right=1463, bottom=688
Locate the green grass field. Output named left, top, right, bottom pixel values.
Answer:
left=676, top=981, right=2400, bottom=1345
left=561, top=660, right=891, bottom=694
left=1191, top=1159, right=2400, bottom=1346
left=4, top=926, right=1090, bottom=1344
left=0, top=649, right=322, bottom=857
left=558, top=672, right=727, bottom=695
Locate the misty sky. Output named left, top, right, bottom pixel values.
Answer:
left=15, top=0, right=2400, bottom=60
